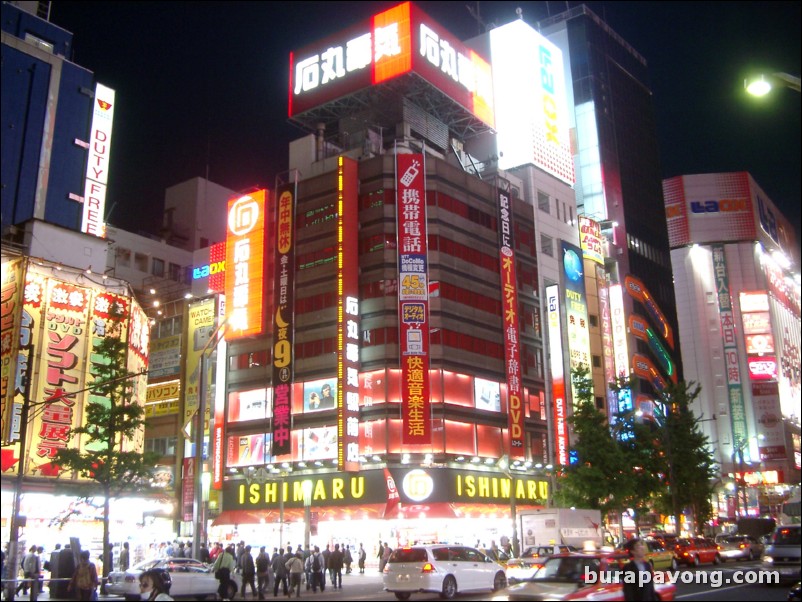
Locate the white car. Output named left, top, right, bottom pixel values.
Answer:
left=505, top=545, right=578, bottom=583
left=382, top=544, right=507, bottom=600
left=106, top=557, right=241, bottom=600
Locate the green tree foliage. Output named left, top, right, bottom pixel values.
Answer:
left=557, top=366, right=632, bottom=516
left=653, top=381, right=718, bottom=533
left=52, top=325, right=157, bottom=589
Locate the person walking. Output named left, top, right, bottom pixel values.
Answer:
left=272, top=547, right=289, bottom=596
left=379, top=542, right=392, bottom=573
left=310, top=547, right=325, bottom=593
left=48, top=544, right=61, bottom=598
left=328, top=544, right=343, bottom=589
left=256, top=546, right=271, bottom=599
left=68, top=550, right=99, bottom=601
left=240, top=544, right=257, bottom=598
left=119, top=542, right=130, bottom=572
left=55, top=543, right=76, bottom=599
left=285, top=552, right=304, bottom=598
left=321, top=544, right=331, bottom=587
left=212, top=544, right=236, bottom=601
left=358, top=543, right=366, bottom=573
left=343, top=545, right=352, bottom=575
left=622, top=538, right=658, bottom=602
left=17, top=545, right=40, bottom=599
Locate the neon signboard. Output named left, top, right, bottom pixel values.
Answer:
left=546, top=284, right=569, bottom=466
left=289, top=2, right=494, bottom=128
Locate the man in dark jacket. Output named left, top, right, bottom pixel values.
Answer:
left=240, top=545, right=257, bottom=598
left=272, top=547, right=288, bottom=596
left=622, top=539, right=658, bottom=602
left=328, top=543, right=344, bottom=589
left=255, top=546, right=271, bottom=599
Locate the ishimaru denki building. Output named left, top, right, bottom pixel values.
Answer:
left=204, top=2, right=583, bottom=549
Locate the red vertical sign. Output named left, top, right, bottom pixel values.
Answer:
left=272, top=183, right=296, bottom=456
left=396, top=153, right=431, bottom=444
left=497, top=189, right=524, bottom=457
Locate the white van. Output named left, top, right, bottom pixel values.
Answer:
left=761, top=525, right=801, bottom=584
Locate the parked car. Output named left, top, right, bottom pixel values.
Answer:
left=788, top=581, right=802, bottom=602
left=106, top=557, right=241, bottom=600
left=673, top=537, right=721, bottom=567
left=382, top=544, right=507, bottom=600
left=762, top=525, right=802, bottom=584
left=715, top=534, right=764, bottom=561
left=505, top=545, right=578, bottom=583
left=491, top=553, right=676, bottom=601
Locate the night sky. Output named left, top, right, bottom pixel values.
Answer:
left=48, top=1, right=801, bottom=244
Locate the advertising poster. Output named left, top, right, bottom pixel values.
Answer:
left=0, top=258, right=25, bottom=442
left=497, top=188, right=524, bottom=455
left=227, top=433, right=269, bottom=467
left=303, top=425, right=338, bottom=461
left=561, top=241, right=591, bottom=406
left=184, top=298, right=215, bottom=433
left=546, top=284, right=569, bottom=466
left=228, top=387, right=272, bottom=422
left=304, top=377, right=337, bottom=412
left=396, top=152, right=431, bottom=444
left=271, top=182, right=297, bottom=456
left=474, top=378, right=501, bottom=412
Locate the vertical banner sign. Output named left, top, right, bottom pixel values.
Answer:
left=337, top=157, right=361, bottom=471
left=30, top=280, right=92, bottom=476
left=125, top=300, right=149, bottom=453
left=596, top=266, right=618, bottom=421
left=1, top=258, right=25, bottom=442
left=224, top=190, right=267, bottom=338
left=546, top=285, right=569, bottom=466
left=609, top=284, right=629, bottom=380
left=711, top=245, right=749, bottom=451
left=81, top=83, right=115, bottom=237
left=396, top=152, right=431, bottom=444
left=272, top=182, right=297, bottom=456
left=183, top=298, right=215, bottom=437
left=496, top=189, right=524, bottom=456
left=8, top=272, right=46, bottom=454
left=182, top=457, right=195, bottom=522
left=561, top=241, right=591, bottom=408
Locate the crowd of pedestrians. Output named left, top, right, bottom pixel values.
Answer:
left=210, top=539, right=373, bottom=599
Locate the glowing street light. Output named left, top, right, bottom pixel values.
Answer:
left=745, top=72, right=801, bottom=96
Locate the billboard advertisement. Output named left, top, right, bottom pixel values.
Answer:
left=546, top=284, right=569, bottom=466
left=396, top=152, right=431, bottom=444
left=561, top=241, right=591, bottom=406
left=578, top=217, right=604, bottom=265
left=1, top=258, right=25, bottom=442
left=489, top=19, right=573, bottom=184
left=225, top=190, right=267, bottom=338
left=497, top=188, right=524, bottom=456
left=81, top=83, right=116, bottom=238
left=289, top=2, right=494, bottom=128
left=271, top=182, right=297, bottom=456
left=711, top=245, right=749, bottom=452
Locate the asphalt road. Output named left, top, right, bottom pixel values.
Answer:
left=6, top=560, right=796, bottom=601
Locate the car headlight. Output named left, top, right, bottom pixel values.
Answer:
left=763, top=556, right=774, bottom=565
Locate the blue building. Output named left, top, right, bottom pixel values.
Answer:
left=1, top=1, right=95, bottom=234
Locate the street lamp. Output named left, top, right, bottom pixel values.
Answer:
left=745, top=72, right=801, bottom=96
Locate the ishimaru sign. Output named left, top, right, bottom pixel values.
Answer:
left=222, top=467, right=549, bottom=511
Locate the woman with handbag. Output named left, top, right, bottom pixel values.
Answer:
left=212, top=545, right=236, bottom=600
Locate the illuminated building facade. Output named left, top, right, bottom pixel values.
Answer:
left=539, top=5, right=681, bottom=420
left=665, top=172, right=801, bottom=517
left=209, top=2, right=561, bottom=544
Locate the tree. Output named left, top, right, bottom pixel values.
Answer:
left=52, top=320, right=157, bottom=591
left=557, top=366, right=632, bottom=517
left=652, top=381, right=718, bottom=534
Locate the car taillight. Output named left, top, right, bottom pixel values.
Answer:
left=739, top=544, right=746, bottom=549
left=421, top=563, right=435, bottom=574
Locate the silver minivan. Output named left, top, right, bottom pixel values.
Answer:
left=761, top=525, right=801, bottom=584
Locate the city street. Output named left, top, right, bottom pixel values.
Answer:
left=4, top=559, right=797, bottom=601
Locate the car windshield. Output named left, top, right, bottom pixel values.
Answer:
left=534, top=557, right=600, bottom=582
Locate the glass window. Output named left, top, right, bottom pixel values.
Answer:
left=537, top=191, right=550, bottom=213
left=134, top=253, right=149, bottom=272
left=116, top=247, right=131, bottom=267
left=152, top=258, right=165, bottom=277
left=540, top=234, right=554, bottom=257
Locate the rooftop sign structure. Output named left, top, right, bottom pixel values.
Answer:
left=288, top=2, right=494, bottom=140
